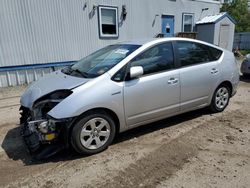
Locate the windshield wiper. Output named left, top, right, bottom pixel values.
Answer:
left=61, top=66, right=72, bottom=75
left=71, top=68, right=89, bottom=78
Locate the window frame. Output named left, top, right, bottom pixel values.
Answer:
left=112, top=42, right=177, bottom=82
left=112, top=40, right=224, bottom=82
left=98, top=6, right=119, bottom=38
left=182, top=13, right=194, bottom=32
left=173, top=40, right=223, bottom=69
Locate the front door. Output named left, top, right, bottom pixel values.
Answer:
left=162, top=15, right=174, bottom=37
left=123, top=42, right=180, bottom=126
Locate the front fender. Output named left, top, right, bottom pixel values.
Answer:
left=47, top=74, right=127, bottom=132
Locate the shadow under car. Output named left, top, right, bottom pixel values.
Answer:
left=1, top=108, right=209, bottom=165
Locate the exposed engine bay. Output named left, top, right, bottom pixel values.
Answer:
left=20, top=90, right=73, bottom=159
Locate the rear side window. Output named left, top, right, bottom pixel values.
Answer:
left=176, top=41, right=211, bottom=67
left=208, top=46, right=223, bottom=61
left=130, top=42, right=175, bottom=76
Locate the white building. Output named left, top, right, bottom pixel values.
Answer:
left=0, top=0, right=222, bottom=87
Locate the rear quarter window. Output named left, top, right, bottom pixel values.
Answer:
left=208, top=47, right=223, bottom=61
left=176, top=41, right=223, bottom=67
left=176, top=41, right=211, bottom=67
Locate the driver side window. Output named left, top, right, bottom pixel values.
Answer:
left=130, top=42, right=174, bottom=76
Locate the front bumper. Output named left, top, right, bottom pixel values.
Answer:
left=21, top=119, right=58, bottom=153
left=21, top=123, right=40, bottom=152
left=20, top=106, right=74, bottom=158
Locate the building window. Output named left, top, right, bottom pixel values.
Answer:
left=98, top=6, right=118, bottom=38
left=182, top=13, right=194, bottom=32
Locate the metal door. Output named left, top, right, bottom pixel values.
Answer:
left=219, top=24, right=230, bottom=49
left=161, top=15, right=174, bottom=37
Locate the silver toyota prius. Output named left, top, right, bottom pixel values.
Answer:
left=20, top=38, right=239, bottom=158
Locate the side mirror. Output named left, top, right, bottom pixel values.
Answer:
left=130, top=66, right=143, bottom=79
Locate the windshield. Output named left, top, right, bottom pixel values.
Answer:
left=62, top=44, right=141, bottom=78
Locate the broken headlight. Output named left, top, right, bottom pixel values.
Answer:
left=32, top=90, right=73, bottom=119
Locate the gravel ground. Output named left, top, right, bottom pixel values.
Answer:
left=0, top=77, right=250, bottom=188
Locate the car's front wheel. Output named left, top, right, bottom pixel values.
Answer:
left=71, top=111, right=116, bottom=155
left=210, top=84, right=231, bottom=113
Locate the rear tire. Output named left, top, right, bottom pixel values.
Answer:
left=71, top=111, right=116, bottom=155
left=209, top=84, right=231, bottom=113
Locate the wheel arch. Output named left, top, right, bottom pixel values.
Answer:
left=209, top=80, right=232, bottom=113
left=67, top=107, right=120, bottom=145
left=217, top=80, right=233, bottom=97
left=209, top=80, right=233, bottom=106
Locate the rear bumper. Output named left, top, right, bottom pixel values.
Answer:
left=231, top=89, right=237, bottom=97
left=231, top=79, right=238, bottom=97
left=231, top=66, right=240, bottom=97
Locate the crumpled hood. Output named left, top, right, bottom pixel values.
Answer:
left=20, top=70, right=89, bottom=109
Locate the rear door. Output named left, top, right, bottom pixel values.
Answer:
left=123, top=42, right=180, bottom=126
left=175, top=41, right=221, bottom=111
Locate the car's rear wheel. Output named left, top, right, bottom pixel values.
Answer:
left=71, top=111, right=116, bottom=155
left=210, top=84, right=231, bottom=113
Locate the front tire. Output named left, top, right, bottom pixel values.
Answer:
left=71, top=111, right=116, bottom=155
left=209, top=84, right=231, bottom=113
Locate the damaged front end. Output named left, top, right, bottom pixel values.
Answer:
left=20, top=90, right=73, bottom=159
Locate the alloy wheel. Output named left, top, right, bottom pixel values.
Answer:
left=80, top=118, right=111, bottom=150
left=215, top=87, right=229, bottom=109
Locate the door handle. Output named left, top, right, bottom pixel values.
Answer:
left=168, top=78, right=178, bottom=84
left=211, top=68, right=219, bottom=74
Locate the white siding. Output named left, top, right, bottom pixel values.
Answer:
left=0, top=0, right=220, bottom=87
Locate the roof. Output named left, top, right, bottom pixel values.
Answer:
left=118, top=38, right=158, bottom=46
left=118, top=37, right=223, bottom=51
left=196, top=12, right=236, bottom=25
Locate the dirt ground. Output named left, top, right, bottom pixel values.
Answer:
left=0, top=77, right=250, bottom=188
